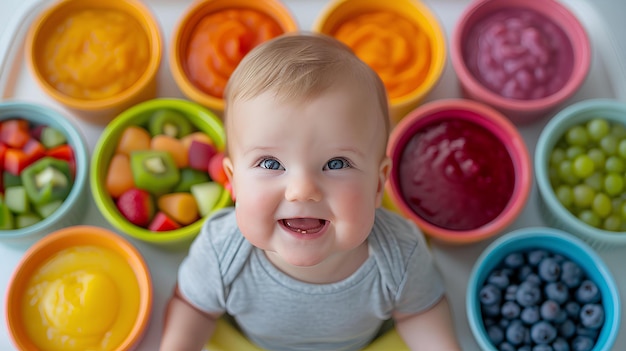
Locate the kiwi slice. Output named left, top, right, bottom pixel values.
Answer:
left=148, top=109, right=193, bottom=138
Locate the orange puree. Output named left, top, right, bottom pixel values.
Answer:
left=21, top=246, right=140, bottom=351
left=42, top=10, right=150, bottom=100
left=332, top=11, right=431, bottom=99
left=185, top=9, right=283, bottom=98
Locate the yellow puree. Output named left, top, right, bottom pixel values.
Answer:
left=42, top=9, right=150, bottom=100
left=21, top=246, right=140, bottom=351
left=332, top=11, right=431, bottom=99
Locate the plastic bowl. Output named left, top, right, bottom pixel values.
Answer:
left=450, top=0, right=590, bottom=124
left=90, top=98, right=231, bottom=248
left=535, top=98, right=626, bottom=251
left=5, top=225, right=153, bottom=351
left=386, top=99, right=531, bottom=244
left=25, top=0, right=162, bottom=125
left=169, top=0, right=298, bottom=115
left=313, top=0, right=446, bottom=124
left=466, top=227, right=620, bottom=351
left=0, top=101, right=89, bottom=247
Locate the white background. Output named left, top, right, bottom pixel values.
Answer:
left=0, top=1, right=625, bottom=350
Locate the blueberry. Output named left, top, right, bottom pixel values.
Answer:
left=564, top=301, right=581, bottom=320
left=486, top=324, right=504, bottom=345
left=552, top=337, right=570, bottom=351
left=576, top=324, right=600, bottom=339
left=557, top=319, right=576, bottom=339
left=532, top=345, right=554, bottom=351
left=545, top=282, right=569, bottom=304
left=488, top=269, right=511, bottom=289
left=553, top=310, right=568, bottom=324
left=538, top=257, right=561, bottom=282
left=575, top=280, right=601, bottom=304
left=505, top=320, right=528, bottom=346
left=580, top=303, right=604, bottom=329
left=516, top=281, right=542, bottom=307
left=518, top=346, right=531, bottom=351
left=501, top=301, right=521, bottom=319
left=561, top=260, right=583, bottom=288
left=499, top=342, right=516, bottom=351
left=521, top=306, right=540, bottom=325
left=525, top=273, right=542, bottom=286
left=499, top=318, right=511, bottom=329
left=518, top=265, right=535, bottom=282
left=480, top=284, right=502, bottom=305
left=540, top=300, right=562, bottom=321
left=527, top=249, right=549, bottom=266
left=504, top=252, right=525, bottom=269
left=571, top=336, right=594, bottom=351
left=482, top=302, right=501, bottom=317
left=530, top=321, right=557, bottom=344
left=505, top=285, right=519, bottom=301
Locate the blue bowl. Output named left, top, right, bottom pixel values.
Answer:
left=466, top=227, right=620, bottom=351
left=535, top=98, right=626, bottom=251
left=0, top=101, right=89, bottom=247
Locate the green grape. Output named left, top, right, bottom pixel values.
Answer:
left=565, top=125, right=589, bottom=147
left=603, top=215, right=622, bottom=231
left=600, top=135, right=619, bottom=155
left=621, top=202, right=626, bottom=220
left=573, top=184, right=595, bottom=208
left=578, top=210, right=601, bottom=228
left=558, top=160, right=579, bottom=185
left=605, top=156, right=625, bottom=173
left=584, top=172, right=604, bottom=191
left=566, top=145, right=585, bottom=160
left=572, top=154, right=595, bottom=178
left=555, top=185, right=574, bottom=208
left=550, top=148, right=567, bottom=167
left=548, top=167, right=560, bottom=188
left=587, top=148, right=606, bottom=169
left=592, top=192, right=612, bottom=218
left=604, top=172, right=624, bottom=196
left=611, top=123, right=626, bottom=138
left=587, top=118, right=610, bottom=141
left=618, top=139, right=626, bottom=159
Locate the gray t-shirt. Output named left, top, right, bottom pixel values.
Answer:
left=178, top=207, right=445, bottom=351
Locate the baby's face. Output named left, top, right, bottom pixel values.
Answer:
left=223, top=84, right=390, bottom=269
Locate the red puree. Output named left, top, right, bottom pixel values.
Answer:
left=464, top=8, right=574, bottom=100
left=398, top=118, right=515, bottom=231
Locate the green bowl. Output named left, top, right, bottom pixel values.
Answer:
left=90, top=98, right=231, bottom=247
left=0, top=101, right=89, bottom=247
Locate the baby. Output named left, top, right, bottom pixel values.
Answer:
left=160, top=33, right=460, bottom=351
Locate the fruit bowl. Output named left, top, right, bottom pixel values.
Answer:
left=386, top=99, right=531, bottom=244
left=5, top=225, right=152, bottom=351
left=535, top=98, right=626, bottom=251
left=450, top=0, right=590, bottom=124
left=25, top=0, right=162, bottom=125
left=0, top=101, right=89, bottom=247
left=90, top=98, right=232, bottom=248
left=312, top=0, right=446, bottom=124
left=466, top=227, right=620, bottom=351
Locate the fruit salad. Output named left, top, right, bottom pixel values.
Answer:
left=0, top=118, right=76, bottom=230
left=105, top=108, right=228, bottom=232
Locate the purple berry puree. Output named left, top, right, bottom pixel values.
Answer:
left=464, top=8, right=574, bottom=100
left=398, top=118, right=515, bottom=230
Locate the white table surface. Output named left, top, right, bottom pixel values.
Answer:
left=1, top=1, right=626, bottom=351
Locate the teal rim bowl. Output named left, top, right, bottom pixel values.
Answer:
left=535, top=98, right=626, bottom=251
left=0, top=101, right=89, bottom=243
left=90, top=98, right=231, bottom=246
left=466, top=227, right=621, bottom=351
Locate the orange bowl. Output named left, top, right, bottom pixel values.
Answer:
left=25, top=0, right=162, bottom=125
left=5, top=225, right=152, bottom=351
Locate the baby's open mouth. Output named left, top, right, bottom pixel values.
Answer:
left=281, top=218, right=327, bottom=234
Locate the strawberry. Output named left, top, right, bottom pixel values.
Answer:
left=148, top=212, right=182, bottom=232
left=116, top=188, right=155, bottom=227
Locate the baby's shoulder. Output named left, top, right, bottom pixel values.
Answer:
left=193, top=207, right=252, bottom=264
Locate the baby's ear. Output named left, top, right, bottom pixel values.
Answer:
left=375, top=156, right=392, bottom=207
left=223, top=156, right=235, bottom=200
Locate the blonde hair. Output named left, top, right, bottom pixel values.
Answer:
left=224, top=33, right=390, bottom=137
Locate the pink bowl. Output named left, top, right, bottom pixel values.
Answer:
left=450, top=0, right=590, bottom=124
left=386, top=99, right=532, bottom=244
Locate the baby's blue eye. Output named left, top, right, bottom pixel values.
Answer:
left=260, top=158, right=283, bottom=170
left=326, top=158, right=349, bottom=170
